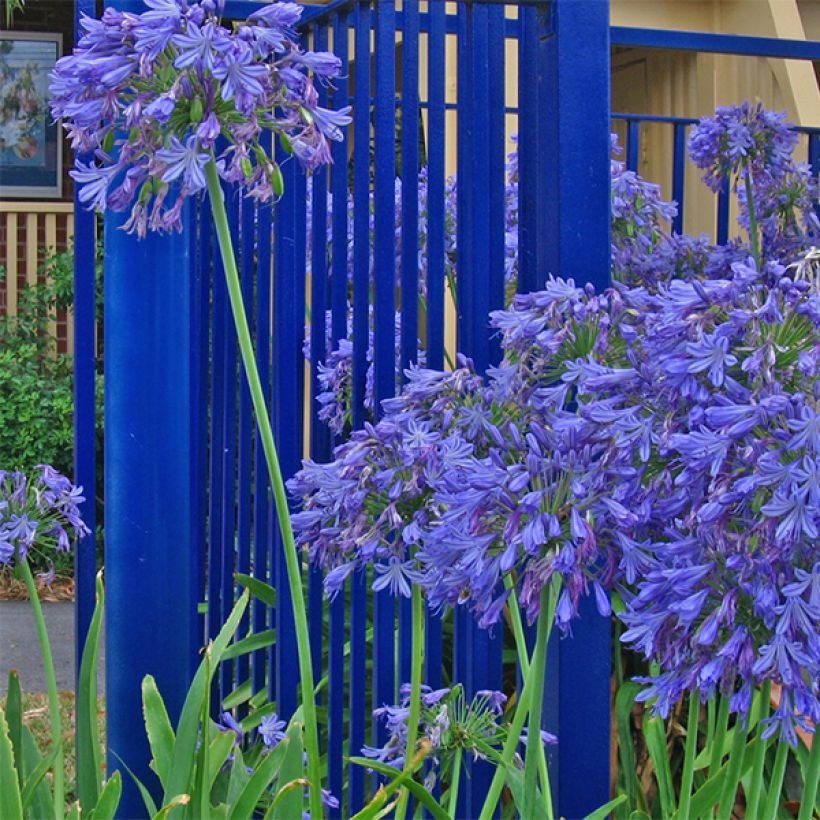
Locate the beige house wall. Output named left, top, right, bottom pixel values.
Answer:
left=610, top=0, right=820, bottom=238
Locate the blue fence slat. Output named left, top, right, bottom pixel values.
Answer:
left=219, top=189, right=240, bottom=703
left=626, top=120, right=640, bottom=172
left=717, top=177, right=730, bottom=245
left=327, top=10, right=350, bottom=816
left=309, top=23, right=330, bottom=726
left=349, top=2, right=372, bottom=808
left=398, top=0, right=420, bottom=693
left=208, top=186, right=227, bottom=659
left=541, top=2, right=612, bottom=816
left=372, top=0, right=398, bottom=744
left=104, top=205, right=197, bottom=815
left=423, top=0, right=446, bottom=694
left=72, top=0, right=98, bottom=682
left=253, top=131, right=273, bottom=698
left=235, top=194, right=255, bottom=705
left=272, top=155, right=300, bottom=719
left=672, top=122, right=687, bottom=234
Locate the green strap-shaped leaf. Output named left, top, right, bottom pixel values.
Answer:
left=88, top=771, right=123, bottom=820
left=20, top=740, right=61, bottom=813
left=582, top=794, right=629, bottom=820
left=269, top=722, right=305, bottom=820
left=221, top=679, right=253, bottom=711
left=205, top=730, right=237, bottom=796
left=142, top=675, right=176, bottom=790
left=154, top=793, right=191, bottom=819
left=225, top=748, right=251, bottom=806
left=221, top=629, right=277, bottom=661
left=615, top=682, right=644, bottom=812
left=112, top=750, right=159, bottom=818
left=20, top=725, right=53, bottom=819
left=234, top=573, right=276, bottom=607
left=228, top=735, right=290, bottom=819
left=0, top=706, right=23, bottom=820
left=6, top=670, right=23, bottom=787
left=347, top=757, right=451, bottom=820
left=77, top=570, right=106, bottom=811
left=163, top=591, right=249, bottom=803
left=643, top=715, right=674, bottom=818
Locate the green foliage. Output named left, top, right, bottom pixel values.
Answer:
left=0, top=245, right=104, bottom=575
left=1, top=570, right=113, bottom=819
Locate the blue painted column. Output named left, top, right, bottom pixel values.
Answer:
left=105, top=207, right=198, bottom=817
left=540, top=1, right=613, bottom=817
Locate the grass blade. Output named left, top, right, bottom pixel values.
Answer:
left=270, top=721, right=304, bottom=820
left=643, top=715, right=674, bottom=818
left=88, top=771, right=123, bottom=820
left=0, top=705, right=23, bottom=820
left=77, top=571, right=105, bottom=810
left=164, top=591, right=249, bottom=803
left=582, top=794, right=629, bottom=820
left=6, top=670, right=23, bottom=787
left=142, top=675, right=176, bottom=791
left=228, top=735, right=290, bottom=819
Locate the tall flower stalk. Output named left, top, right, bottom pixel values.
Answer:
left=204, top=158, right=322, bottom=819
left=51, top=2, right=351, bottom=816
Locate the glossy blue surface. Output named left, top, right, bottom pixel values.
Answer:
left=104, top=208, right=197, bottom=817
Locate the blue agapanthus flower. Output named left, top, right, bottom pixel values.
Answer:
left=50, top=0, right=350, bottom=236
left=0, top=467, right=89, bottom=566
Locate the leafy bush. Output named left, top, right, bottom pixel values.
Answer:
left=0, top=244, right=103, bottom=577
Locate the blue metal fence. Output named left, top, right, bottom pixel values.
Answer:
left=72, top=1, right=820, bottom=817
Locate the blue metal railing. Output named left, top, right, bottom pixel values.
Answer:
left=76, top=0, right=820, bottom=816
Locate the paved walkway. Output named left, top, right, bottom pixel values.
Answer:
left=0, top=601, right=104, bottom=695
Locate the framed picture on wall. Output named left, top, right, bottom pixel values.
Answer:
left=0, top=31, right=62, bottom=199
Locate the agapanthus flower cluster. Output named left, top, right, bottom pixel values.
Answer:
left=291, top=278, right=620, bottom=630
left=572, top=253, right=820, bottom=741
left=50, top=0, right=350, bottom=235
left=363, top=683, right=509, bottom=781
left=0, top=466, right=89, bottom=566
left=288, top=358, right=487, bottom=599
left=688, top=103, right=819, bottom=262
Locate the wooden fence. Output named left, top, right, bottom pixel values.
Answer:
left=0, top=201, right=75, bottom=354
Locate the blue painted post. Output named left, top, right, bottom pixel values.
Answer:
left=541, top=1, right=612, bottom=817
left=73, top=0, right=97, bottom=672
left=104, top=207, right=198, bottom=815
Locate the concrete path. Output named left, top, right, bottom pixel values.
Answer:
left=0, top=601, right=104, bottom=695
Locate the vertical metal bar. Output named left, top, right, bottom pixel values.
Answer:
left=349, top=2, right=372, bottom=808
left=73, top=0, right=98, bottom=678
left=542, top=1, right=612, bottom=815
left=253, top=130, right=273, bottom=698
left=329, top=9, right=351, bottom=815
left=104, top=205, right=196, bottom=815
left=272, top=154, right=301, bottom=719
left=717, top=176, right=730, bottom=245
left=398, top=0, right=420, bottom=695
left=219, top=189, right=239, bottom=703
left=517, top=4, right=539, bottom=294
left=672, top=122, right=686, bottom=234
left=626, top=120, right=640, bottom=172
left=424, top=0, right=446, bottom=692
left=372, top=0, right=397, bottom=741
left=454, top=9, right=475, bottom=815
left=236, top=193, right=255, bottom=707
left=308, top=25, right=330, bottom=744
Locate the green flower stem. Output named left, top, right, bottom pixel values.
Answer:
left=18, top=557, right=64, bottom=820
left=762, top=738, right=790, bottom=820
left=743, top=166, right=761, bottom=268
left=395, top=586, right=425, bottom=820
left=716, top=713, right=749, bottom=820
left=744, top=681, right=772, bottom=820
left=675, top=690, right=701, bottom=820
left=205, top=159, right=323, bottom=820
left=505, top=577, right=551, bottom=808
left=523, top=585, right=554, bottom=820
left=478, top=580, right=558, bottom=820
left=709, top=694, right=730, bottom=779
left=447, top=747, right=462, bottom=818
left=797, top=727, right=820, bottom=820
